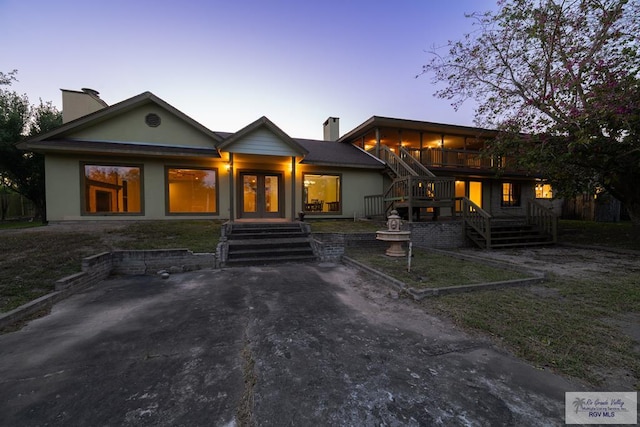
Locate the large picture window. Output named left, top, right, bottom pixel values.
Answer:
left=501, top=182, right=521, bottom=207
left=167, top=167, right=217, bottom=214
left=303, top=174, right=341, bottom=213
left=83, top=164, right=142, bottom=214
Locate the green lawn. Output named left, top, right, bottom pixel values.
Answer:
left=559, top=219, right=640, bottom=250
left=423, top=273, right=640, bottom=387
left=0, top=221, right=42, bottom=230
left=346, top=247, right=529, bottom=288
left=0, top=221, right=221, bottom=313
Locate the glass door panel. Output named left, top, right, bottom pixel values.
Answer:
left=239, top=172, right=282, bottom=218
left=243, top=175, right=257, bottom=213
left=264, top=175, right=279, bottom=213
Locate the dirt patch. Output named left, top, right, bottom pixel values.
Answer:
left=457, top=246, right=640, bottom=280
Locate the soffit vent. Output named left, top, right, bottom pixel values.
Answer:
left=145, top=113, right=161, bottom=127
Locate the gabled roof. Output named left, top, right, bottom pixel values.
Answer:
left=297, top=138, right=384, bottom=169
left=217, top=116, right=309, bottom=155
left=25, top=91, right=223, bottom=144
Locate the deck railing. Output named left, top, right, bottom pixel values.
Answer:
left=527, top=199, right=558, bottom=243
left=364, top=194, right=385, bottom=218
left=404, top=148, right=521, bottom=171
left=384, top=176, right=455, bottom=202
left=461, top=197, right=492, bottom=248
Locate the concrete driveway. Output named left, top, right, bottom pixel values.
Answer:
left=0, top=263, right=581, bottom=426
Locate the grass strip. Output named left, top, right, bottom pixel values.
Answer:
left=423, top=274, right=640, bottom=387
left=346, top=247, right=529, bottom=289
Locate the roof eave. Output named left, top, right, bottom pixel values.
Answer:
left=20, top=140, right=221, bottom=159
left=338, top=115, right=500, bottom=142
left=299, top=160, right=385, bottom=169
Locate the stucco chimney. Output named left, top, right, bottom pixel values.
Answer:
left=61, top=88, right=109, bottom=123
left=323, top=117, right=339, bottom=141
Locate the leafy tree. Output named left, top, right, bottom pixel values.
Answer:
left=0, top=70, right=62, bottom=222
left=421, top=0, right=640, bottom=229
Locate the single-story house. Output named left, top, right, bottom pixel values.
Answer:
left=19, top=89, right=558, bottom=247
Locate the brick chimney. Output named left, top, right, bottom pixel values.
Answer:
left=323, top=117, right=339, bottom=141
left=61, top=88, right=108, bottom=123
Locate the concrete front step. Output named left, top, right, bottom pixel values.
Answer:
left=223, top=221, right=316, bottom=266
left=228, top=237, right=311, bottom=247
left=229, top=232, right=308, bottom=240
left=229, top=246, right=315, bottom=258
left=225, top=254, right=317, bottom=266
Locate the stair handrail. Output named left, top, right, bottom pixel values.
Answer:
left=399, top=146, right=436, bottom=177
left=461, top=197, right=492, bottom=248
left=527, top=199, right=558, bottom=243
left=368, top=145, right=418, bottom=177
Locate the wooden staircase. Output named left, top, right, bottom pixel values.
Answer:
left=368, top=146, right=455, bottom=219
left=462, top=198, right=557, bottom=249
left=363, top=146, right=557, bottom=249
left=466, top=219, right=555, bottom=248
left=221, top=222, right=316, bottom=266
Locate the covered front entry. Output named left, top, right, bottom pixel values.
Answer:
left=239, top=171, right=284, bottom=218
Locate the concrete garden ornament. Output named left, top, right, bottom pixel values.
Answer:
left=376, top=210, right=411, bottom=257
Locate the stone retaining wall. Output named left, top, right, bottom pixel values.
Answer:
left=312, top=220, right=466, bottom=261
left=312, top=233, right=387, bottom=262
left=55, top=249, right=215, bottom=291
left=1, top=250, right=215, bottom=330
left=404, top=221, right=466, bottom=249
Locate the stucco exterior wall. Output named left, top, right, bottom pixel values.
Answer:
left=45, top=155, right=82, bottom=221
left=45, top=154, right=230, bottom=222
left=297, top=166, right=383, bottom=219
left=45, top=149, right=383, bottom=222
left=66, top=105, right=217, bottom=149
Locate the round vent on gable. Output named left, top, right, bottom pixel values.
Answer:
left=145, top=113, right=161, bottom=127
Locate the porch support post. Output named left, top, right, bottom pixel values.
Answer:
left=419, top=132, right=423, bottom=163
left=397, top=129, right=402, bottom=152
left=375, top=128, right=381, bottom=158
left=408, top=175, right=414, bottom=223
left=228, top=152, right=234, bottom=221
left=291, top=156, right=296, bottom=221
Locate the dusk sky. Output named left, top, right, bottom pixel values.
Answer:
left=1, top=0, right=498, bottom=139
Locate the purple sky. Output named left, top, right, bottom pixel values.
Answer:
left=1, top=0, right=498, bottom=139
